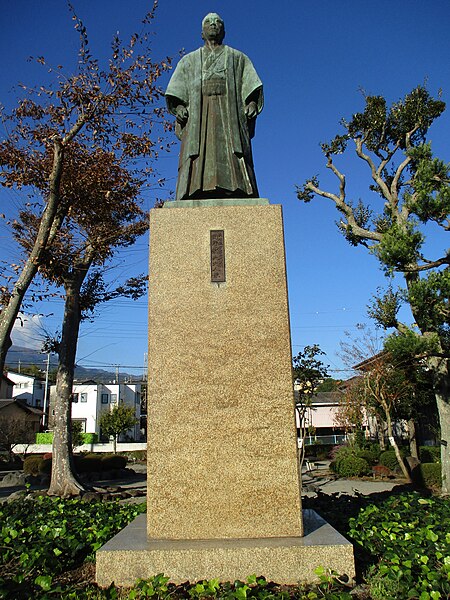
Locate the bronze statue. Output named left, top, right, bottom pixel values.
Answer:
left=166, top=13, right=263, bottom=201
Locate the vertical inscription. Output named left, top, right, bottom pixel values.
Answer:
left=210, top=230, right=225, bottom=282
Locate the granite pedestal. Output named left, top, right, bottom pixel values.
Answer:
left=96, top=199, right=355, bottom=586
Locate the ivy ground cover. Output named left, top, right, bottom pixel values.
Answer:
left=0, top=495, right=145, bottom=598
left=349, top=492, right=450, bottom=599
left=1, top=491, right=449, bottom=599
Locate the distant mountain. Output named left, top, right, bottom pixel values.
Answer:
left=5, top=345, right=141, bottom=383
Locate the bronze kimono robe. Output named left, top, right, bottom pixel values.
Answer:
left=166, top=45, right=263, bottom=201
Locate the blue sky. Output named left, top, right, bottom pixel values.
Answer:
left=1, top=1, right=449, bottom=377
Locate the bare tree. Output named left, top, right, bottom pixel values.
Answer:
left=0, top=2, right=171, bottom=376
left=0, top=417, right=35, bottom=463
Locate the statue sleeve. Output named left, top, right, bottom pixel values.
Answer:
left=241, top=55, right=263, bottom=115
left=165, top=57, right=189, bottom=115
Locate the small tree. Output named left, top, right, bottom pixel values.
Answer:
left=71, top=421, right=84, bottom=452
left=334, top=378, right=369, bottom=444
left=292, top=344, right=329, bottom=466
left=99, top=404, right=137, bottom=454
left=359, top=357, right=413, bottom=481
left=0, top=417, right=34, bottom=462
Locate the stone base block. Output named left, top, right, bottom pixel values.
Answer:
left=96, top=510, right=355, bottom=587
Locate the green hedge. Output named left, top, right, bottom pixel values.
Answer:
left=35, top=432, right=98, bottom=444
left=419, top=462, right=442, bottom=489
left=332, top=455, right=371, bottom=477
left=330, top=445, right=372, bottom=477
left=101, top=454, right=127, bottom=470
left=304, top=443, right=334, bottom=460
left=24, top=453, right=128, bottom=475
left=35, top=432, right=53, bottom=444
left=379, top=448, right=408, bottom=471
left=23, top=455, right=44, bottom=476
left=419, top=445, right=441, bottom=463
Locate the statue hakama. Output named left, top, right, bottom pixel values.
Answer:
left=165, top=14, right=263, bottom=201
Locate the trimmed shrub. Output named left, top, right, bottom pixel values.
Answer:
left=35, top=432, right=98, bottom=445
left=419, top=445, right=441, bottom=463
left=328, top=444, right=348, bottom=461
left=39, top=458, right=52, bottom=474
left=304, top=444, right=334, bottom=460
left=74, top=455, right=103, bottom=473
left=357, top=447, right=380, bottom=466
left=25, top=452, right=128, bottom=477
left=419, top=462, right=442, bottom=490
left=101, top=454, right=127, bottom=470
left=379, top=449, right=406, bottom=471
left=35, top=432, right=53, bottom=444
left=23, top=455, right=44, bottom=476
left=124, top=449, right=146, bottom=462
left=332, top=455, right=371, bottom=477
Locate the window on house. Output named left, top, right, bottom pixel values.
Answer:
left=111, top=394, right=117, bottom=403
left=81, top=393, right=88, bottom=403
left=135, top=392, right=141, bottom=405
left=101, top=393, right=109, bottom=404
left=71, top=393, right=79, bottom=403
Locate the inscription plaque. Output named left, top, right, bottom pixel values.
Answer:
left=210, top=230, right=225, bottom=282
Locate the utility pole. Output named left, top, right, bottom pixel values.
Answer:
left=143, top=352, right=148, bottom=382
left=42, top=353, right=50, bottom=429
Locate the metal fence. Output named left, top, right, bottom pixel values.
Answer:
left=304, top=434, right=348, bottom=446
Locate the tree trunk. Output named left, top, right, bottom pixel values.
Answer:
left=0, top=141, right=65, bottom=375
left=295, top=405, right=307, bottom=469
left=428, top=356, right=450, bottom=495
left=405, top=279, right=449, bottom=493
left=385, top=411, right=411, bottom=482
left=407, top=419, right=419, bottom=459
left=113, top=434, right=118, bottom=455
left=376, top=415, right=386, bottom=450
left=48, top=273, right=88, bottom=497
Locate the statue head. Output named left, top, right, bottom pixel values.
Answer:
left=201, top=13, right=225, bottom=44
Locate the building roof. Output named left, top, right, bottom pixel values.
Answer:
left=352, top=351, right=388, bottom=372
left=312, top=391, right=343, bottom=404
left=0, top=399, right=43, bottom=415
left=7, top=370, right=45, bottom=383
left=1, top=374, right=15, bottom=386
left=294, top=390, right=343, bottom=405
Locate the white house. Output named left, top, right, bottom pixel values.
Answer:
left=7, top=371, right=46, bottom=408
left=294, top=390, right=351, bottom=445
left=49, top=380, right=142, bottom=441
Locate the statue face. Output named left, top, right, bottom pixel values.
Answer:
left=202, top=14, right=225, bottom=43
